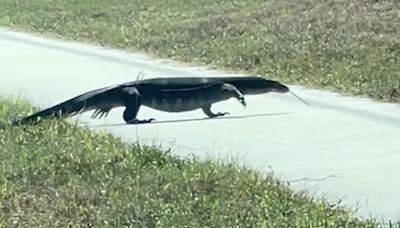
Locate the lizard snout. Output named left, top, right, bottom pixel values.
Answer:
left=274, top=84, right=289, bottom=93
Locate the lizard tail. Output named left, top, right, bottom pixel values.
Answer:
left=12, top=101, right=87, bottom=126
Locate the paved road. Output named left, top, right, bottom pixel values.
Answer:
left=1, top=28, right=400, bottom=220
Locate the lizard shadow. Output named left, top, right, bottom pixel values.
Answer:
left=88, top=112, right=293, bottom=128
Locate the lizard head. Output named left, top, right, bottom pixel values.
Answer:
left=234, top=76, right=310, bottom=105
left=236, top=76, right=289, bottom=95
left=267, top=80, right=289, bottom=93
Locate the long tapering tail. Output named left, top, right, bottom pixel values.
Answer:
left=12, top=100, right=86, bottom=126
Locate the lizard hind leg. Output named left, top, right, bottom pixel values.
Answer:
left=123, top=107, right=155, bottom=124
left=122, top=87, right=155, bottom=124
left=202, top=104, right=229, bottom=118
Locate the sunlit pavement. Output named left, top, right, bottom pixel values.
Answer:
left=1, top=28, right=400, bottom=220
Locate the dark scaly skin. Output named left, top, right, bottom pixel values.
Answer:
left=138, top=82, right=247, bottom=117
left=133, top=76, right=289, bottom=118
left=122, top=76, right=289, bottom=95
left=12, top=76, right=289, bottom=125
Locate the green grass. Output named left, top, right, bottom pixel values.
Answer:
left=0, top=98, right=380, bottom=226
left=0, top=0, right=399, bottom=102
left=0, top=1, right=398, bottom=226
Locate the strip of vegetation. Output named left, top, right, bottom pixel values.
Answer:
left=0, top=98, right=379, bottom=226
left=0, top=0, right=399, bottom=102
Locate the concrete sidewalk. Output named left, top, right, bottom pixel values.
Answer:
left=1, top=28, right=399, bottom=220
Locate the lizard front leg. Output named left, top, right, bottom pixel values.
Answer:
left=201, top=83, right=247, bottom=118
left=221, top=83, right=246, bottom=107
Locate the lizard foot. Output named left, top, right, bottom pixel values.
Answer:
left=239, top=97, right=247, bottom=107
left=127, top=118, right=156, bottom=125
left=209, top=112, right=230, bottom=118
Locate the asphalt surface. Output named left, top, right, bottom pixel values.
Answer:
left=1, top=28, right=400, bottom=220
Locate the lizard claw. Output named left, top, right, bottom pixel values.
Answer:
left=216, top=112, right=230, bottom=117
left=147, top=118, right=156, bottom=123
